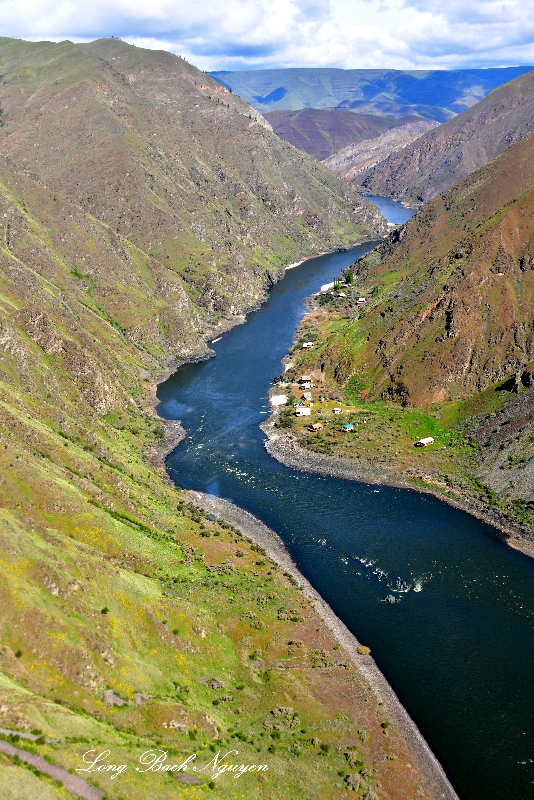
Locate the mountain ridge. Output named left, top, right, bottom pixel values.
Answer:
left=324, top=119, right=439, bottom=180
left=210, top=65, right=534, bottom=120
left=264, top=108, right=429, bottom=161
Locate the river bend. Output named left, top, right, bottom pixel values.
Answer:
left=157, top=199, right=534, bottom=800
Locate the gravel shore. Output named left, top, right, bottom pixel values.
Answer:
left=261, top=415, right=534, bottom=557
left=152, top=419, right=187, bottom=466
left=188, top=489, right=459, bottom=800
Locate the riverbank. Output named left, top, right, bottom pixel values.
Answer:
left=261, top=413, right=534, bottom=552
left=154, top=235, right=534, bottom=800
left=151, top=244, right=463, bottom=799
left=187, top=489, right=459, bottom=800
left=148, top=244, right=374, bottom=460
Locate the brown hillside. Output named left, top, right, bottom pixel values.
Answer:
left=284, top=131, right=534, bottom=533
left=324, top=119, right=439, bottom=181
left=357, top=68, right=534, bottom=204
left=316, top=130, right=534, bottom=407
left=265, top=108, right=421, bottom=161
left=0, top=37, right=383, bottom=324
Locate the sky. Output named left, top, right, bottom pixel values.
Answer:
left=1, top=0, right=534, bottom=72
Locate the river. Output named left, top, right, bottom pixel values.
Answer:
left=157, top=198, right=534, bottom=800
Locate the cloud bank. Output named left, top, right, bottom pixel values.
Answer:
left=1, top=0, right=533, bottom=70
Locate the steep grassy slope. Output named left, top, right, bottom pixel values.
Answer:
left=0, top=117, right=417, bottom=800
left=210, top=66, right=533, bottom=119
left=0, top=39, right=439, bottom=800
left=265, top=109, right=422, bottom=160
left=359, top=68, right=534, bottom=204
left=282, top=132, right=534, bottom=538
left=324, top=119, right=439, bottom=181
left=0, top=37, right=383, bottom=322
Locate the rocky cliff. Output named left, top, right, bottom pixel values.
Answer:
left=324, top=119, right=439, bottom=182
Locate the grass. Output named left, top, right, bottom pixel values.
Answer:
left=281, top=298, right=534, bottom=512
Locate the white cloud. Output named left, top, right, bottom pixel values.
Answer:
left=0, top=0, right=533, bottom=70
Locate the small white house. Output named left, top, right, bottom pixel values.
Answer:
left=333, top=407, right=343, bottom=415
left=301, top=342, right=314, bottom=348
left=298, top=374, right=312, bottom=389
left=295, top=407, right=311, bottom=416
left=415, top=437, right=435, bottom=447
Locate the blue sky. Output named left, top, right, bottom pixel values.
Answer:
left=1, top=0, right=534, bottom=71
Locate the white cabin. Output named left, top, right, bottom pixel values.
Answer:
left=415, top=437, right=435, bottom=447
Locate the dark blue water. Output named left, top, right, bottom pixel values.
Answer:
left=158, top=218, right=534, bottom=800
left=364, top=194, right=415, bottom=224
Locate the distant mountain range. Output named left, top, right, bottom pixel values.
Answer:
left=210, top=66, right=534, bottom=122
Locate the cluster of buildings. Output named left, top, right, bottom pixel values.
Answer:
left=275, top=373, right=436, bottom=449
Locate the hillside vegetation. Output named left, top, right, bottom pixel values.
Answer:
left=284, top=131, right=534, bottom=541
left=0, top=37, right=442, bottom=800
left=0, top=36, right=383, bottom=323
left=359, top=68, right=534, bottom=204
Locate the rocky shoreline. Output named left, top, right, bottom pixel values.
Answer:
left=187, top=489, right=459, bottom=800
left=152, top=418, right=188, bottom=466
left=260, top=414, right=534, bottom=558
